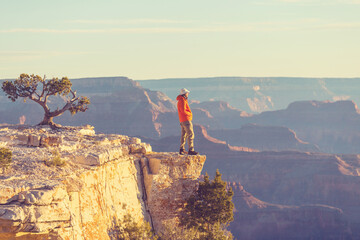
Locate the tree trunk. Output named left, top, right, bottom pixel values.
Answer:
left=38, top=114, right=61, bottom=128
left=38, top=114, right=52, bottom=124
left=36, top=99, right=70, bottom=128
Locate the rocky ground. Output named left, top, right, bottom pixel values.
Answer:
left=0, top=124, right=150, bottom=204
left=0, top=124, right=205, bottom=240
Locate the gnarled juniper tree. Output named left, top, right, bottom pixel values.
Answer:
left=181, top=169, right=234, bottom=239
left=1, top=73, right=90, bottom=127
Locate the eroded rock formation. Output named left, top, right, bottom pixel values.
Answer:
left=0, top=125, right=206, bottom=239
left=209, top=123, right=320, bottom=152
left=229, top=182, right=351, bottom=240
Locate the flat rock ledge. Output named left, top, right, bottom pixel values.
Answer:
left=0, top=124, right=206, bottom=239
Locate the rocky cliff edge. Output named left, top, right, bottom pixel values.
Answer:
left=0, top=125, right=206, bottom=240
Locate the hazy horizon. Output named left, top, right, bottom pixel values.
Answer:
left=1, top=0, right=360, bottom=80
left=1, top=75, right=360, bottom=82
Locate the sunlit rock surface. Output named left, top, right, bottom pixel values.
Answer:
left=0, top=125, right=205, bottom=239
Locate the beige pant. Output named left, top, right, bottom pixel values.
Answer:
left=180, top=121, right=194, bottom=151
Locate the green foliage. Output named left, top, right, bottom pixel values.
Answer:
left=69, top=96, right=91, bottom=115
left=181, top=169, right=234, bottom=239
left=159, top=219, right=199, bottom=240
left=0, top=147, right=12, bottom=172
left=161, top=218, right=233, bottom=240
left=2, top=74, right=41, bottom=102
left=1, top=73, right=90, bottom=125
left=115, top=214, right=157, bottom=240
left=45, top=77, right=72, bottom=96
left=45, top=149, right=66, bottom=167
left=201, top=222, right=234, bottom=240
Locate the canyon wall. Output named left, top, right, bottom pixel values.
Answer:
left=2, top=77, right=360, bottom=154
left=0, top=125, right=205, bottom=239
left=230, top=182, right=351, bottom=240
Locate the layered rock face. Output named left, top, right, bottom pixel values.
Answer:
left=208, top=151, right=360, bottom=239
left=139, top=77, right=360, bottom=113
left=0, top=125, right=205, bottom=239
left=139, top=118, right=360, bottom=239
left=2, top=77, right=360, bottom=154
left=229, top=183, right=351, bottom=240
left=190, top=100, right=252, bottom=129
left=250, top=100, right=360, bottom=153
left=209, top=123, right=319, bottom=152
left=142, top=153, right=205, bottom=232
left=142, top=125, right=258, bottom=160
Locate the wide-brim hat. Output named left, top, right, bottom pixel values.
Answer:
left=180, top=88, right=190, bottom=95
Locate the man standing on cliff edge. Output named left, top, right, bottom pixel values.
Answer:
left=176, top=88, right=199, bottom=155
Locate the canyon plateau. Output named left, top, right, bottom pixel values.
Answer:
left=0, top=125, right=205, bottom=239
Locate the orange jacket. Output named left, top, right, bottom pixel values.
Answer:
left=177, top=95, right=192, bottom=122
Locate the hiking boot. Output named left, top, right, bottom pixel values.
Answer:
left=179, top=149, right=187, bottom=155
left=188, top=150, right=199, bottom=155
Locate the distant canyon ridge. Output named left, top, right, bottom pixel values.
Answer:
left=2, top=76, right=360, bottom=239
left=139, top=77, right=360, bottom=113
left=1, top=76, right=359, bottom=154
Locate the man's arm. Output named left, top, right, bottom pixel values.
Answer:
left=178, top=98, right=191, bottom=117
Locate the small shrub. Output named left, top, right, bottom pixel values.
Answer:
left=0, top=147, right=12, bottom=173
left=159, top=220, right=233, bottom=240
left=158, top=219, right=199, bottom=240
left=114, top=213, right=157, bottom=240
left=45, top=149, right=66, bottom=167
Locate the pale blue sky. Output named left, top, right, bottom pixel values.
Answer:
left=1, top=0, right=359, bottom=79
